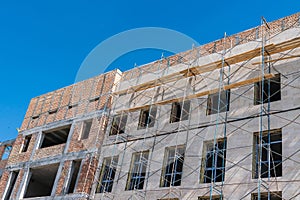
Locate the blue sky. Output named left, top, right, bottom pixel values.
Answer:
left=0, top=1, right=299, bottom=142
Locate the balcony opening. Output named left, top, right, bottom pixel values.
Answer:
left=40, top=125, right=71, bottom=148
left=24, top=163, right=59, bottom=198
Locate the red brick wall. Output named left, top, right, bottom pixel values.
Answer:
left=55, top=161, right=72, bottom=195
left=33, top=144, right=65, bottom=160
left=68, top=116, right=108, bottom=153
left=0, top=170, right=10, bottom=197
left=7, top=134, right=35, bottom=165
left=76, top=156, right=98, bottom=194
left=20, top=70, right=118, bottom=132
left=0, top=169, right=24, bottom=199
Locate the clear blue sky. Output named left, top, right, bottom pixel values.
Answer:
left=0, top=1, right=299, bottom=142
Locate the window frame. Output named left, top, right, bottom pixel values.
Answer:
left=160, top=145, right=185, bottom=187
left=126, top=150, right=149, bottom=190
left=169, top=100, right=190, bottom=123
left=254, top=73, right=281, bottom=105
left=138, top=106, right=157, bottom=129
left=96, top=156, right=119, bottom=193
left=253, top=129, right=282, bottom=179
left=109, top=114, right=128, bottom=135
left=206, top=90, right=230, bottom=115
left=200, top=138, right=227, bottom=183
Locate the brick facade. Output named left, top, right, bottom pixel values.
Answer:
left=0, top=12, right=299, bottom=200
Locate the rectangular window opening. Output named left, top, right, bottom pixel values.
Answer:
left=3, top=171, right=19, bottom=200
left=126, top=151, right=149, bottom=190
left=254, top=74, right=281, bottom=105
left=160, top=145, right=185, bottom=187
left=198, top=196, right=221, bottom=200
left=21, top=135, right=32, bottom=153
left=80, top=120, right=93, bottom=140
left=251, top=191, right=282, bottom=200
left=170, top=100, right=190, bottom=123
left=109, top=114, right=127, bottom=135
left=40, top=125, right=71, bottom=148
left=200, top=138, right=227, bottom=183
left=158, top=199, right=179, bottom=200
left=24, top=163, right=59, bottom=198
left=138, top=107, right=157, bottom=129
left=96, top=156, right=119, bottom=193
left=1, top=145, right=12, bottom=160
left=253, top=129, right=282, bottom=179
left=207, top=90, right=230, bottom=115
left=66, top=160, right=82, bottom=194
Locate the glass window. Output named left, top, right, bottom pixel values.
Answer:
left=253, top=129, right=282, bottom=178
left=200, top=138, right=226, bottom=183
left=96, top=156, right=119, bottom=193
left=160, top=145, right=185, bottom=187
left=126, top=151, right=149, bottom=190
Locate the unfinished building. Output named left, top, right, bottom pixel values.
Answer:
left=1, top=12, right=300, bottom=200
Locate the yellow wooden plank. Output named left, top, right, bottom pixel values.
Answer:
left=114, top=43, right=277, bottom=95
left=252, top=54, right=300, bottom=65
left=116, top=74, right=275, bottom=113
left=114, top=36, right=300, bottom=95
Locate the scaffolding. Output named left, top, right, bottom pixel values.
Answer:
left=91, top=13, right=300, bottom=200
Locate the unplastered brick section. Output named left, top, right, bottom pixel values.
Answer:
left=0, top=140, right=15, bottom=168
left=55, top=160, right=72, bottom=195
left=7, top=134, right=36, bottom=165
left=75, top=156, right=98, bottom=194
left=68, top=116, right=108, bottom=153
left=121, top=12, right=300, bottom=82
left=0, top=169, right=24, bottom=199
left=20, top=70, right=119, bottom=131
